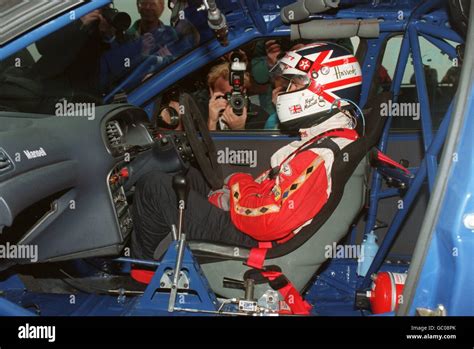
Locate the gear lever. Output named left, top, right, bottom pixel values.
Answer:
left=172, top=174, right=189, bottom=240
left=168, top=174, right=190, bottom=312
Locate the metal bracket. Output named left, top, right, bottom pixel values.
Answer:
left=257, top=290, right=280, bottom=313
left=159, top=270, right=190, bottom=290
left=112, top=92, right=128, bottom=104
left=416, top=304, right=447, bottom=316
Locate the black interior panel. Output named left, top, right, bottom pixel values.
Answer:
left=0, top=105, right=151, bottom=263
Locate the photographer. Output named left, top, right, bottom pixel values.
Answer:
left=207, top=62, right=268, bottom=130
left=100, top=0, right=199, bottom=91
left=251, top=39, right=296, bottom=115
left=31, top=6, right=137, bottom=101
left=128, top=0, right=178, bottom=52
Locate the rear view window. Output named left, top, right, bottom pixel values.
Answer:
left=381, top=35, right=458, bottom=130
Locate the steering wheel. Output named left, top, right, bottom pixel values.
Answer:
left=179, top=92, right=224, bottom=190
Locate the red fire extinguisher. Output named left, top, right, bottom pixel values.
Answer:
left=367, top=272, right=407, bottom=314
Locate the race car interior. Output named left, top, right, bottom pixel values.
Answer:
left=0, top=0, right=471, bottom=316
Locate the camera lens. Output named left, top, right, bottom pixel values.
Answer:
left=102, top=8, right=132, bottom=32
left=230, top=94, right=245, bottom=115
left=113, top=12, right=132, bottom=31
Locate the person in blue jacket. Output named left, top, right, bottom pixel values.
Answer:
left=100, top=0, right=199, bottom=92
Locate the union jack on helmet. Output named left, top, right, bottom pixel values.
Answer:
left=272, top=42, right=362, bottom=129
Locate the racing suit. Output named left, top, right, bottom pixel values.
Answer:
left=131, top=111, right=357, bottom=260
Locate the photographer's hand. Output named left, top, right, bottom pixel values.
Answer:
left=157, top=46, right=172, bottom=57
left=221, top=105, right=247, bottom=130
left=265, top=40, right=282, bottom=68
left=142, top=33, right=156, bottom=55
left=80, top=10, right=101, bottom=27
left=272, top=86, right=285, bottom=105
left=98, top=13, right=116, bottom=40
left=208, top=89, right=227, bottom=130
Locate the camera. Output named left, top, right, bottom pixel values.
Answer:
left=225, top=60, right=248, bottom=116
left=101, top=7, right=132, bottom=33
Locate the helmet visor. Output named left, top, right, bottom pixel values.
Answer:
left=270, top=62, right=311, bottom=93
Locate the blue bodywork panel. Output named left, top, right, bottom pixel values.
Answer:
left=407, top=64, right=474, bottom=316
left=0, top=0, right=472, bottom=316
left=0, top=257, right=409, bottom=316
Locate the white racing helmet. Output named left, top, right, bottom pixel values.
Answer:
left=273, top=42, right=363, bottom=129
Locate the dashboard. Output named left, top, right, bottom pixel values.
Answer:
left=0, top=103, right=195, bottom=264
left=0, top=105, right=156, bottom=263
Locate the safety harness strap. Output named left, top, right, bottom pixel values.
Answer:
left=270, top=128, right=359, bottom=178
left=261, top=270, right=312, bottom=315
left=246, top=242, right=272, bottom=269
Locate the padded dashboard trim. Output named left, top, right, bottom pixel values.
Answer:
left=0, top=160, right=78, bottom=228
